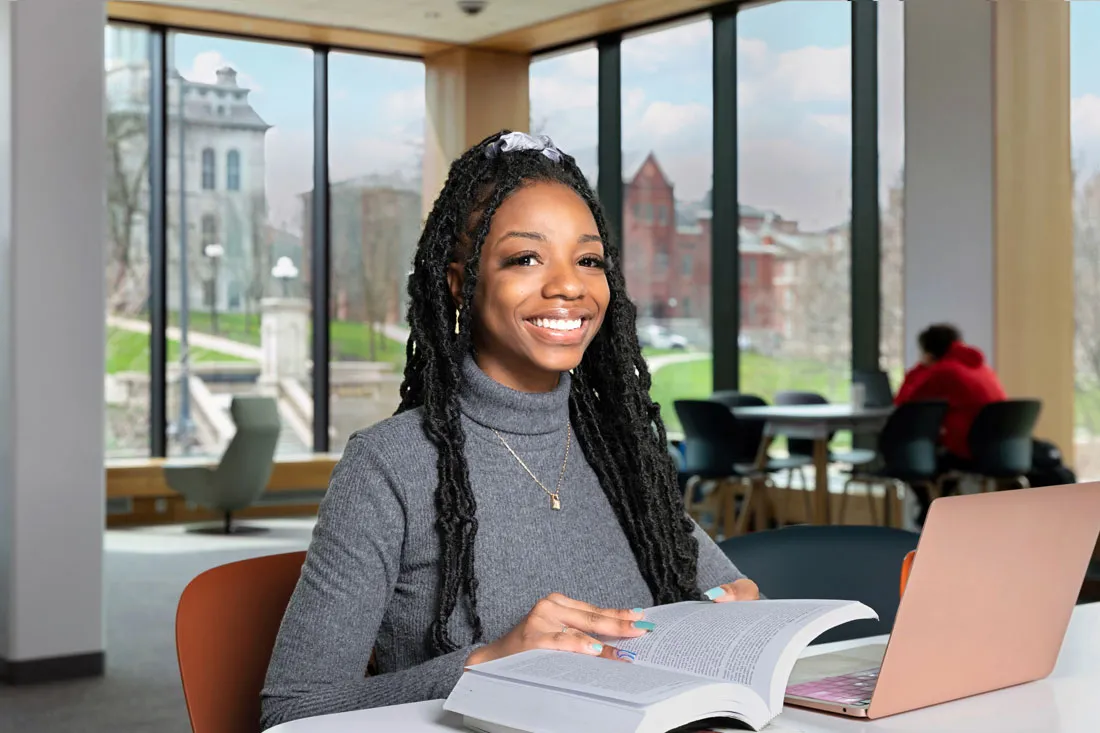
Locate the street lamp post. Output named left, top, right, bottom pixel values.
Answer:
left=176, top=73, right=193, bottom=452
left=271, top=256, right=299, bottom=298
left=204, top=242, right=224, bottom=333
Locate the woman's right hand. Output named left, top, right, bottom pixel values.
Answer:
left=466, top=593, right=654, bottom=666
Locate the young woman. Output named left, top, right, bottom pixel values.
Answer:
left=260, top=131, right=758, bottom=730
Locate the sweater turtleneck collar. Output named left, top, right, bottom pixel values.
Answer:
left=457, top=354, right=571, bottom=436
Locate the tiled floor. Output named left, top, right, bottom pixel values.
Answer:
left=0, top=518, right=314, bottom=733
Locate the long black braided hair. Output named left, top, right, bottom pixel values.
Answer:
left=397, top=130, right=701, bottom=655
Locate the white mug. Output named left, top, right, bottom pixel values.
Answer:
left=850, top=382, right=866, bottom=410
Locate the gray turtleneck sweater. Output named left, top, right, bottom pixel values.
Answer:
left=260, top=357, right=745, bottom=730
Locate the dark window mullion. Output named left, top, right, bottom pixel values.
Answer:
left=851, top=0, right=881, bottom=376
left=148, top=27, right=169, bottom=457
left=312, top=48, right=331, bottom=453
left=712, top=9, right=739, bottom=391
left=597, top=35, right=624, bottom=264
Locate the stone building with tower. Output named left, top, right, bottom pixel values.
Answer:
left=105, top=26, right=271, bottom=319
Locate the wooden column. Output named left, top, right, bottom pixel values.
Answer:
left=993, top=1, right=1074, bottom=461
left=423, top=47, right=530, bottom=216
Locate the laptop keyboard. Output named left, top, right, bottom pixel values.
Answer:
left=786, top=667, right=879, bottom=706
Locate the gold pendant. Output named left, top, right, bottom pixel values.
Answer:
left=550, top=494, right=561, bottom=510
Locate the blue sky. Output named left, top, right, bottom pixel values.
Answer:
left=162, top=0, right=1096, bottom=232
left=1071, top=2, right=1100, bottom=180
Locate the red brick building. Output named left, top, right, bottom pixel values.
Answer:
left=621, top=152, right=813, bottom=347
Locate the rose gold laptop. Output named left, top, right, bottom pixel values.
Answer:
left=784, top=482, right=1100, bottom=719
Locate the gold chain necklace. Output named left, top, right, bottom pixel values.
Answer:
left=491, top=425, right=571, bottom=510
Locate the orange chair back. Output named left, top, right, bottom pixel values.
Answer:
left=176, top=551, right=306, bottom=733
left=900, top=550, right=916, bottom=598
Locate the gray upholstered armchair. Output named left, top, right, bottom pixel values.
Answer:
left=163, top=396, right=281, bottom=534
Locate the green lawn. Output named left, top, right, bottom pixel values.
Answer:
left=105, top=327, right=249, bottom=374
left=649, top=352, right=851, bottom=434
left=168, top=311, right=261, bottom=346
left=167, top=310, right=407, bottom=369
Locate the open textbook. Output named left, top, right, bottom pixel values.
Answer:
left=444, top=599, right=876, bottom=733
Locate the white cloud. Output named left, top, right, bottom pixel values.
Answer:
left=772, top=46, right=851, bottom=103
left=528, top=14, right=906, bottom=228
left=623, top=87, right=647, bottom=117
left=563, top=47, right=599, bottom=79
left=738, top=37, right=769, bottom=69
left=1073, top=94, right=1100, bottom=140
left=622, top=19, right=711, bottom=72
left=1072, top=94, right=1100, bottom=176
left=383, top=87, right=426, bottom=122
left=263, top=127, right=314, bottom=231
left=811, top=113, right=850, bottom=137
left=182, top=51, right=260, bottom=93
left=740, top=134, right=851, bottom=230
left=637, top=101, right=710, bottom=139
left=530, top=76, right=598, bottom=113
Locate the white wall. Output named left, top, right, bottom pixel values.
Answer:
left=903, top=0, right=995, bottom=367
left=0, top=0, right=105, bottom=663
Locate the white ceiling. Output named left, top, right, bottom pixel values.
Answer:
left=151, top=0, right=626, bottom=44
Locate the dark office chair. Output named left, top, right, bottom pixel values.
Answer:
left=719, top=525, right=920, bottom=643
left=675, top=400, right=796, bottom=537
left=774, top=388, right=875, bottom=476
left=961, top=399, right=1042, bottom=492
left=842, top=401, right=949, bottom=526
left=773, top=390, right=830, bottom=464
left=854, top=368, right=895, bottom=408
left=709, top=391, right=765, bottom=410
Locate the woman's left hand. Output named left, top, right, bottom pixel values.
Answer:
left=704, top=578, right=760, bottom=602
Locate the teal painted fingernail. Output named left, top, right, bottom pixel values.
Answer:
left=632, top=620, right=656, bottom=631
left=590, top=642, right=604, bottom=653
left=705, top=587, right=726, bottom=601
left=632, top=608, right=644, bottom=614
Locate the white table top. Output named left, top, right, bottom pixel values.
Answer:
left=269, top=602, right=1100, bottom=733
left=733, top=404, right=893, bottom=423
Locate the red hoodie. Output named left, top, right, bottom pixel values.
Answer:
left=894, top=341, right=1007, bottom=459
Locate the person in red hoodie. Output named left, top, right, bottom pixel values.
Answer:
left=895, top=324, right=1006, bottom=522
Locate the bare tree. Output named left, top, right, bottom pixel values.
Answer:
left=530, top=114, right=550, bottom=136
left=245, top=192, right=270, bottom=332
left=1074, top=173, right=1100, bottom=429
left=782, top=231, right=851, bottom=394
left=105, top=107, right=150, bottom=315
left=360, top=194, right=403, bottom=360
left=879, top=180, right=905, bottom=371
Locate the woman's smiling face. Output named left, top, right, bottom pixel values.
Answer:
left=449, top=180, right=610, bottom=393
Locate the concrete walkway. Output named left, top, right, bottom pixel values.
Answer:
left=381, top=323, right=411, bottom=345
left=647, top=350, right=709, bottom=374
left=107, top=316, right=706, bottom=375
left=107, top=316, right=262, bottom=361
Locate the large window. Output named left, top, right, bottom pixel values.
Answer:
left=530, top=45, right=598, bottom=184
left=106, top=6, right=894, bottom=465
left=325, top=52, right=425, bottom=453
left=1072, top=3, right=1100, bottom=478
left=737, top=1, right=852, bottom=405
left=167, top=32, right=313, bottom=457
left=621, top=19, right=713, bottom=434
left=879, top=0, right=906, bottom=382
left=105, top=24, right=152, bottom=459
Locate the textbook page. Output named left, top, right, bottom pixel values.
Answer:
left=604, top=599, right=875, bottom=709
left=458, top=647, right=718, bottom=706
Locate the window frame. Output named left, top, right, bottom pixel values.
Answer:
left=226, top=148, right=241, bottom=191
left=111, top=1, right=884, bottom=457
left=200, top=146, right=216, bottom=190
